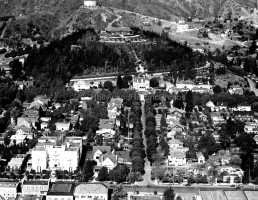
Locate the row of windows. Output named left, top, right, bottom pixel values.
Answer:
left=74, top=196, right=106, bottom=199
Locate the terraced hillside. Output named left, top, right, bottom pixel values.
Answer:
left=99, top=0, right=256, bottom=19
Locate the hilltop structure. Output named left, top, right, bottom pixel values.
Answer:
left=84, top=0, right=97, bottom=8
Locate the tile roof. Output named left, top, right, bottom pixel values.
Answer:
left=23, top=181, right=48, bottom=185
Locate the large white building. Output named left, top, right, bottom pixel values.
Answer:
left=84, top=0, right=97, bottom=8
left=31, top=137, right=82, bottom=172
left=132, top=76, right=150, bottom=91
left=0, top=182, right=19, bottom=200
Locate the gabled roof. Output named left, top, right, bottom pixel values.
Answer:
left=196, top=152, right=204, bottom=158
left=16, top=126, right=32, bottom=133
left=115, top=151, right=132, bottom=163
left=100, top=154, right=117, bottom=164
left=92, top=146, right=111, bottom=154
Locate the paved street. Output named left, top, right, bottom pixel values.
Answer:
left=135, top=101, right=153, bottom=186
left=247, top=78, right=258, bottom=96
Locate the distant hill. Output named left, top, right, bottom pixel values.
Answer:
left=0, top=0, right=256, bottom=40
left=98, top=0, right=256, bottom=19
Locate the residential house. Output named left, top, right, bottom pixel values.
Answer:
left=217, top=102, right=228, bottom=111
left=96, top=128, right=116, bottom=141
left=23, top=110, right=39, bottom=119
left=10, top=134, right=27, bottom=145
left=229, top=85, right=244, bottom=95
left=74, top=183, right=109, bottom=200
left=132, top=76, right=150, bottom=91
left=92, top=146, right=111, bottom=161
left=245, top=123, right=258, bottom=134
left=0, top=181, right=20, bottom=200
left=15, top=80, right=33, bottom=90
left=107, top=106, right=119, bottom=119
left=168, top=108, right=185, bottom=120
left=191, top=87, right=210, bottom=94
left=211, top=113, right=225, bottom=124
left=47, top=183, right=74, bottom=200
left=206, top=101, right=216, bottom=111
left=197, top=152, right=205, bottom=164
left=99, top=119, right=115, bottom=130
left=31, top=146, right=48, bottom=172
left=97, top=154, right=117, bottom=171
left=8, top=154, right=27, bottom=171
left=237, top=103, right=252, bottom=111
left=21, top=181, right=49, bottom=195
left=115, top=151, right=132, bottom=166
left=17, top=117, right=36, bottom=128
left=55, top=122, right=70, bottom=131
left=219, top=166, right=244, bottom=177
left=15, top=126, right=33, bottom=139
left=199, top=114, right=208, bottom=121
left=108, top=98, right=123, bottom=109
left=167, top=118, right=185, bottom=132
left=168, top=151, right=186, bottom=166
left=41, top=122, right=49, bottom=130
left=168, top=138, right=183, bottom=149
left=233, top=111, right=254, bottom=122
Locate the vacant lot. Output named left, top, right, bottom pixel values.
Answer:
left=215, top=73, right=246, bottom=88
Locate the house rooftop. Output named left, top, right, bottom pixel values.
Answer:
left=92, top=146, right=111, bottom=154
left=47, top=183, right=74, bottom=196
left=0, top=182, right=19, bottom=187
left=17, top=195, right=43, bottom=200
left=22, top=180, right=48, bottom=185
left=74, top=183, right=109, bottom=194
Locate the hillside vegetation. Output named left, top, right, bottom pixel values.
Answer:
left=99, top=0, right=256, bottom=19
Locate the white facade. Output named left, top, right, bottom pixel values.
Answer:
left=31, top=147, right=48, bottom=172
left=84, top=0, right=97, bottom=8
left=168, top=151, right=186, bottom=166
left=133, top=76, right=150, bottom=91
left=55, top=122, right=70, bottom=131
left=31, top=137, right=82, bottom=172
left=72, top=80, right=91, bottom=91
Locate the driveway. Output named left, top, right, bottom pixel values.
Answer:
left=247, top=78, right=258, bottom=96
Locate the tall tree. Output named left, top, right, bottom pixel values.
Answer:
left=82, top=160, right=97, bottom=182
left=163, top=187, right=175, bottom=200
left=97, top=166, right=109, bottom=181
left=173, top=92, right=184, bottom=109
left=185, top=90, right=194, bottom=112
left=117, top=74, right=124, bottom=89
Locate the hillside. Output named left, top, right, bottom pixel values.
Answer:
left=99, top=0, right=256, bottom=19
left=0, top=0, right=256, bottom=40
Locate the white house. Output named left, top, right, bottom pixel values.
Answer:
left=55, top=122, right=70, bottom=131
left=31, top=146, right=48, bottom=172
left=72, top=80, right=91, bottom=91
left=92, top=146, right=111, bottom=161
left=237, top=103, right=251, bottom=111
left=197, top=152, right=205, bottom=164
left=168, top=151, right=186, bottom=166
left=74, top=183, right=109, bottom=200
left=132, top=76, right=150, bottom=91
